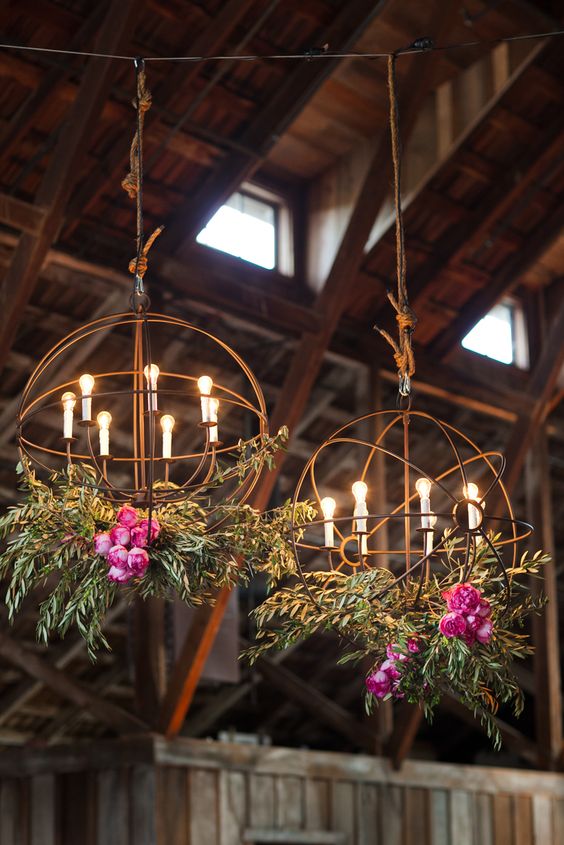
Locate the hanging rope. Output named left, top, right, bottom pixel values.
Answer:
left=376, top=53, right=417, bottom=395
left=122, top=59, right=162, bottom=282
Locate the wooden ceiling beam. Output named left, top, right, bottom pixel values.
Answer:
left=0, top=4, right=107, bottom=164
left=162, top=0, right=388, bottom=256
left=0, top=0, right=141, bottom=376
left=0, top=629, right=145, bottom=736
left=64, top=0, right=264, bottom=235
left=0, top=194, right=46, bottom=236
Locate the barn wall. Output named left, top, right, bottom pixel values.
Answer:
left=0, top=737, right=563, bottom=844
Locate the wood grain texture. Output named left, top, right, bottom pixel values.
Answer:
left=96, top=769, right=129, bottom=845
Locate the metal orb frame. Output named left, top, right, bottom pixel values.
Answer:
left=291, top=410, right=532, bottom=603
left=17, top=308, right=269, bottom=514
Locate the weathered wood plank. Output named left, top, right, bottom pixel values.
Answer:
left=532, top=795, right=553, bottom=843
left=131, top=766, right=158, bottom=845
left=30, top=774, right=56, bottom=845
left=357, top=782, right=379, bottom=845
left=156, top=766, right=189, bottom=845
left=275, top=776, right=303, bottom=830
left=96, top=769, right=129, bottom=845
left=404, top=788, right=430, bottom=845
left=0, top=779, right=19, bottom=845
left=513, top=794, right=533, bottom=845
left=331, top=781, right=356, bottom=842
left=379, top=785, right=402, bottom=845
left=429, top=789, right=449, bottom=845
left=305, top=779, right=330, bottom=831
left=219, top=769, right=247, bottom=845
left=493, top=794, right=514, bottom=845
left=474, top=793, right=493, bottom=845
left=60, top=771, right=96, bottom=845
left=449, top=790, right=474, bottom=845
left=190, top=768, right=219, bottom=845
left=249, top=774, right=276, bottom=829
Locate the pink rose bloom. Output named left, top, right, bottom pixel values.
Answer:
left=407, top=638, right=420, bottom=653
left=391, top=680, right=405, bottom=699
left=380, top=659, right=401, bottom=680
left=127, top=547, right=149, bottom=577
left=439, top=612, right=467, bottom=639
left=117, top=504, right=138, bottom=528
left=477, top=598, right=491, bottom=618
left=386, top=643, right=408, bottom=662
left=444, top=583, right=481, bottom=615
left=94, top=532, right=112, bottom=556
left=110, top=524, right=130, bottom=547
left=476, top=618, right=493, bottom=644
left=465, top=614, right=481, bottom=632
left=108, top=565, right=133, bottom=583
left=132, top=517, right=161, bottom=546
left=366, top=670, right=391, bottom=699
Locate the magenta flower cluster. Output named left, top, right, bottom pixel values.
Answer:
left=439, top=582, right=493, bottom=646
left=365, top=639, right=420, bottom=699
left=93, top=504, right=160, bottom=584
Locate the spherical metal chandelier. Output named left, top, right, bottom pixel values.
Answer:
left=290, top=409, right=532, bottom=602
left=16, top=60, right=269, bottom=516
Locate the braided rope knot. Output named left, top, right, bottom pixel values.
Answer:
left=128, top=226, right=164, bottom=279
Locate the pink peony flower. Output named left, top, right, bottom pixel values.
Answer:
left=108, top=565, right=134, bottom=583
left=131, top=517, right=161, bottom=546
left=476, top=618, right=493, bottom=644
left=127, top=547, right=149, bottom=577
left=407, top=638, right=420, bottom=653
left=107, top=544, right=129, bottom=569
left=94, top=532, right=113, bottom=556
left=463, top=628, right=476, bottom=647
left=477, top=598, right=491, bottom=618
left=380, top=659, right=402, bottom=680
left=444, top=582, right=481, bottom=615
left=110, top=524, right=131, bottom=547
left=391, top=679, right=405, bottom=699
left=465, top=614, right=481, bottom=632
left=117, top=504, right=138, bottom=528
left=439, top=612, right=467, bottom=639
left=386, top=643, right=408, bottom=662
left=366, top=670, right=391, bottom=699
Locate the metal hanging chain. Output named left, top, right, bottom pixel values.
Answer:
left=376, top=53, right=417, bottom=397
left=122, top=58, right=163, bottom=291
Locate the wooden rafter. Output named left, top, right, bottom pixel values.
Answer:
left=0, top=0, right=140, bottom=375
left=161, top=0, right=388, bottom=256
left=0, top=629, right=145, bottom=735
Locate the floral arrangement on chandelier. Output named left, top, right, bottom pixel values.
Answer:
left=246, top=532, right=549, bottom=747
left=0, top=61, right=301, bottom=656
left=0, top=433, right=314, bottom=657
left=244, top=54, right=551, bottom=749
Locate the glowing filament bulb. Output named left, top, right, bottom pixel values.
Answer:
left=415, top=477, right=432, bottom=529
left=78, top=373, right=95, bottom=421
left=320, top=496, right=336, bottom=548
left=143, top=364, right=160, bottom=412
left=209, top=399, right=219, bottom=444
left=160, top=414, right=175, bottom=460
left=352, top=480, right=368, bottom=555
left=198, top=375, right=213, bottom=423
left=464, top=482, right=481, bottom=531
left=61, top=391, right=76, bottom=439
left=97, top=410, right=112, bottom=457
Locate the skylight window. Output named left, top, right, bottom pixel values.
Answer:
left=462, top=301, right=520, bottom=365
left=196, top=191, right=276, bottom=269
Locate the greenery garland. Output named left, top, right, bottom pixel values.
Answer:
left=245, top=524, right=549, bottom=749
left=0, top=428, right=312, bottom=658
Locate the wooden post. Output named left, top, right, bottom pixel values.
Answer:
left=526, top=428, right=562, bottom=769
left=134, top=597, right=167, bottom=727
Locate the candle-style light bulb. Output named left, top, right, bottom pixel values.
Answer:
left=352, top=480, right=368, bottom=555
left=209, top=398, right=219, bottom=444
left=320, top=496, right=336, bottom=548
left=143, top=364, right=160, bottom=412
left=160, top=414, right=175, bottom=460
left=464, top=482, right=481, bottom=531
left=61, top=392, right=76, bottom=439
left=415, top=477, right=432, bottom=530
left=198, top=375, right=213, bottom=423
left=78, top=373, right=95, bottom=421
left=97, top=410, right=112, bottom=457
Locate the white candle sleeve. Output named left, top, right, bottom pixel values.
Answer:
left=63, top=409, right=73, bottom=439
left=209, top=424, right=219, bottom=444
left=354, top=501, right=368, bottom=535
left=323, top=521, right=334, bottom=548
left=81, top=397, right=92, bottom=421
left=100, top=428, right=110, bottom=457
left=162, top=431, right=172, bottom=460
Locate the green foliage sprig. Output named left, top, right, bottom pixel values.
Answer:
left=245, top=527, right=550, bottom=749
left=0, top=430, right=307, bottom=658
